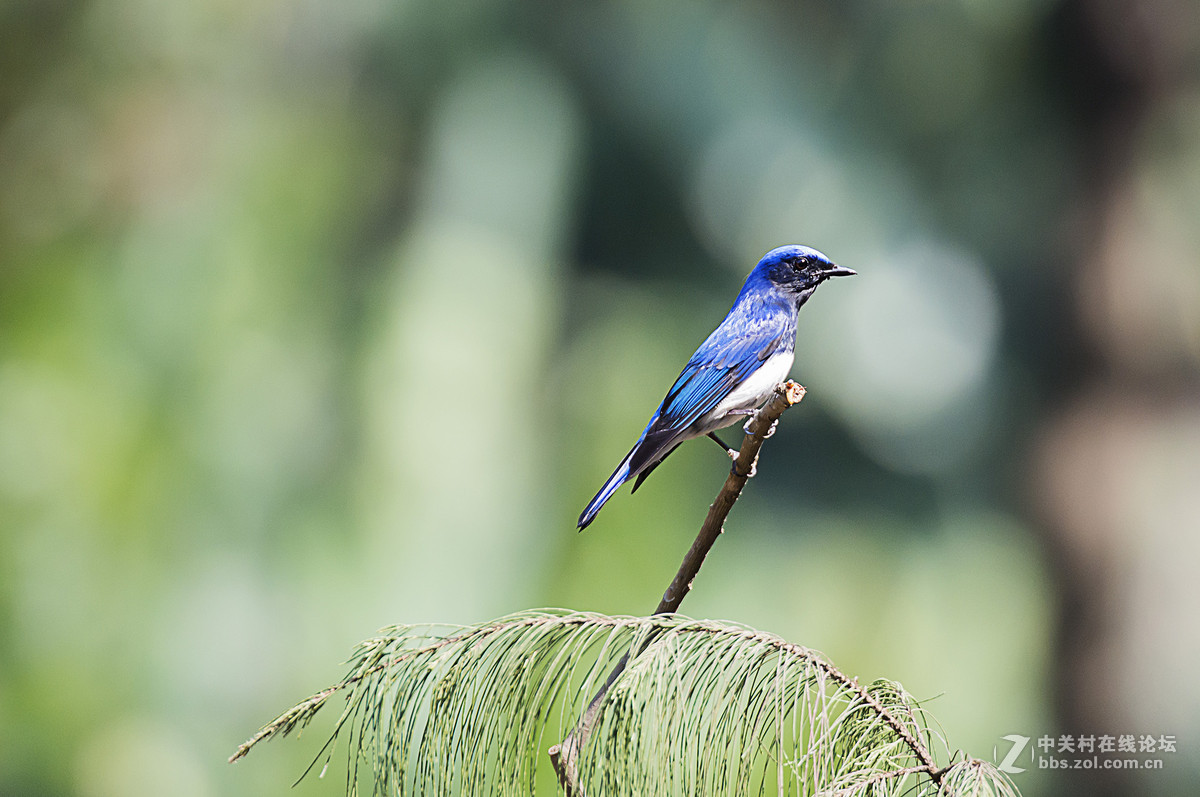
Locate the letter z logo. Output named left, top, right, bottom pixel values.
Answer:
left=995, top=734, right=1030, bottom=774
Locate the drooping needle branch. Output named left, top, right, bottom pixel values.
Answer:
left=230, top=378, right=960, bottom=795
left=548, top=380, right=809, bottom=794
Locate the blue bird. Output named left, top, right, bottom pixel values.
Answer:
left=578, top=245, right=855, bottom=530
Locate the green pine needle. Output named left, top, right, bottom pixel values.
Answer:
left=231, top=610, right=1019, bottom=797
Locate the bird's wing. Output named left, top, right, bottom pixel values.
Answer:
left=626, top=310, right=789, bottom=475
left=659, top=318, right=787, bottom=430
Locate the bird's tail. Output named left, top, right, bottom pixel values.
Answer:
left=577, top=452, right=634, bottom=531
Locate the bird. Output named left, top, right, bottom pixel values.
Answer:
left=577, top=244, right=855, bottom=530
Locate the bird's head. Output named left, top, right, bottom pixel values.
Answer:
left=756, top=244, right=856, bottom=301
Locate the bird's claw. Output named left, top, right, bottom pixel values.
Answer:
left=743, top=416, right=778, bottom=439
left=731, top=459, right=757, bottom=479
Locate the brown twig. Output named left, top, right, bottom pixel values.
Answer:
left=795, top=645, right=944, bottom=786
left=549, top=380, right=807, bottom=795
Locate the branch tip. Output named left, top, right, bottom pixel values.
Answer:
left=783, top=380, right=806, bottom=404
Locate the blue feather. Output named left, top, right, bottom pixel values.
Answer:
left=577, top=245, right=853, bottom=530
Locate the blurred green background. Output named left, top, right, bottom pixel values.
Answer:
left=2, top=1, right=1198, bottom=795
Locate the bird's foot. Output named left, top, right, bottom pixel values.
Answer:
left=743, top=417, right=778, bottom=439
left=706, top=432, right=739, bottom=460
left=731, top=458, right=757, bottom=479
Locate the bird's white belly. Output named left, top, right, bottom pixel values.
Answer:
left=692, top=351, right=794, bottom=436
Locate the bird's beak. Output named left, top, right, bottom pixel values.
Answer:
left=824, top=265, right=857, bottom=278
